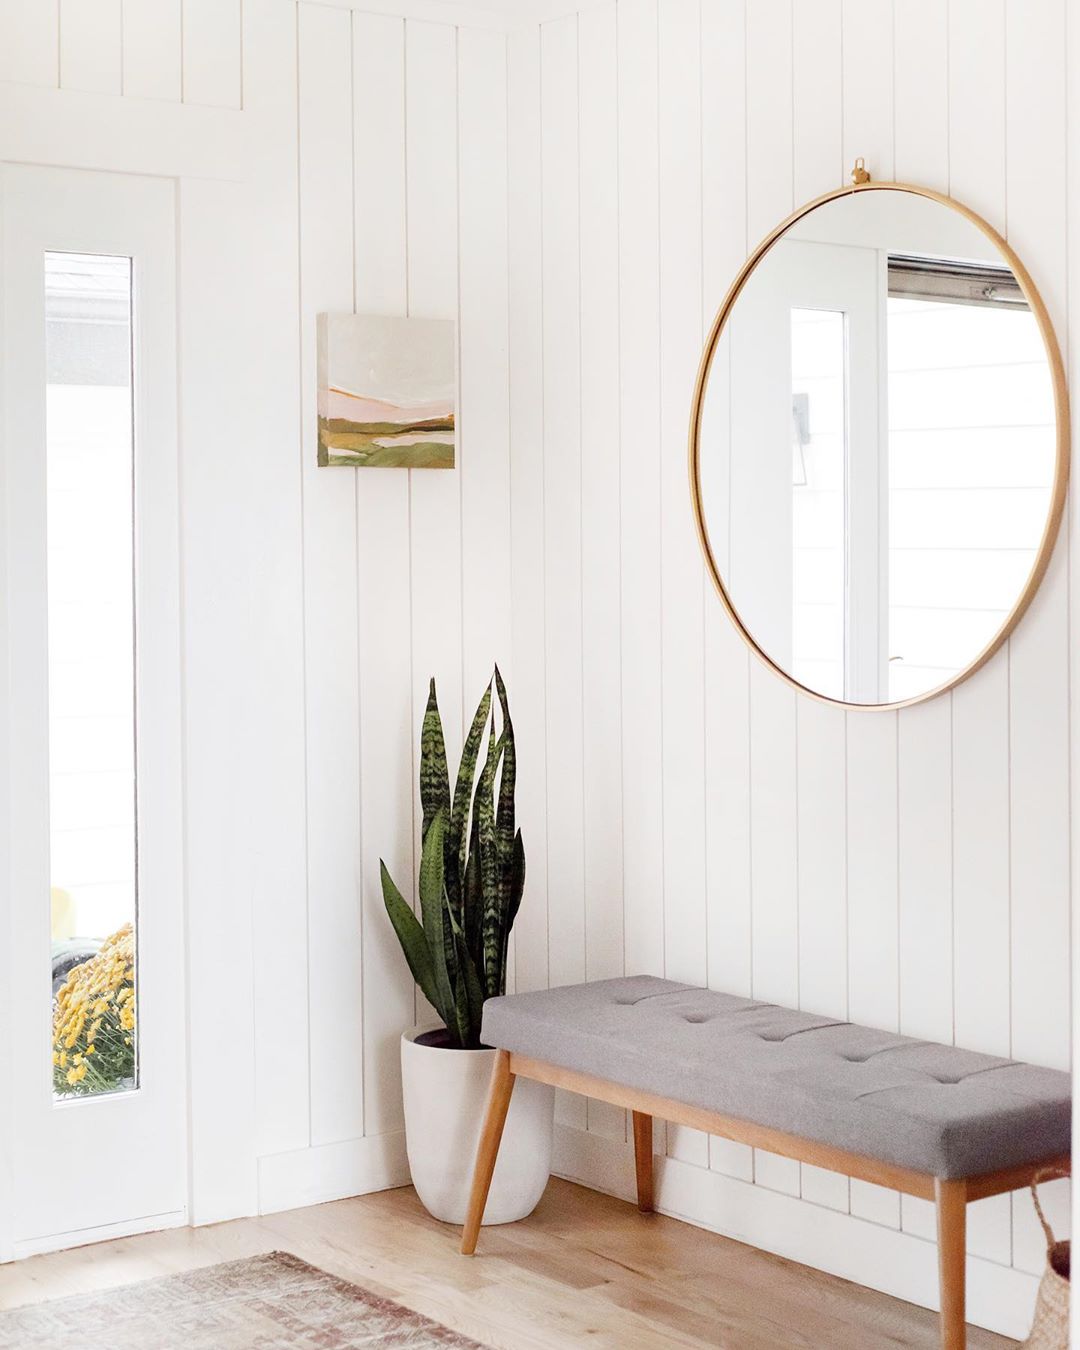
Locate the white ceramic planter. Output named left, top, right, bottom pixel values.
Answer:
left=401, top=1029, right=554, bottom=1226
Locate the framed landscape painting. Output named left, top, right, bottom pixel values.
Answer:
left=317, top=313, right=455, bottom=468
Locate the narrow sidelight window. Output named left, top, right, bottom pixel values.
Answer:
left=45, top=252, right=139, bottom=1100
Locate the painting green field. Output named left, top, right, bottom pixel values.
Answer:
left=317, top=414, right=455, bottom=468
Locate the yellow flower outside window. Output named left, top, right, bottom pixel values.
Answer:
left=52, top=924, right=136, bottom=1098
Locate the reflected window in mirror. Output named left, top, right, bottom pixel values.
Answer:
left=885, top=262, right=1055, bottom=702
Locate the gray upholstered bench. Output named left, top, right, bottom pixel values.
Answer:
left=460, top=977, right=1071, bottom=1349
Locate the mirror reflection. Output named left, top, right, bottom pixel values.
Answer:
left=697, top=189, right=1059, bottom=705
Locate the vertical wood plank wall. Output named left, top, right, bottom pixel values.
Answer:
left=0, top=0, right=240, bottom=105
left=513, top=1, right=1074, bottom=1337
left=0, top=0, right=1075, bottom=1338
left=254, top=4, right=517, bottom=1209
left=277, top=0, right=1073, bottom=1332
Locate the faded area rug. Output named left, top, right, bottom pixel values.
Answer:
left=0, top=1250, right=489, bottom=1348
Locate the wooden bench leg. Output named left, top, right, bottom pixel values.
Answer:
left=632, top=1111, right=654, bottom=1213
left=935, top=1178, right=967, bottom=1350
left=460, top=1050, right=515, bottom=1255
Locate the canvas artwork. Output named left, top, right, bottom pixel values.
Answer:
left=317, top=313, right=456, bottom=468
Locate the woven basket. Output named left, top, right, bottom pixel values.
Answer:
left=1023, top=1169, right=1070, bottom=1349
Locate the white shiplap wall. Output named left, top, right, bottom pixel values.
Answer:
left=0, top=0, right=240, bottom=105
left=251, top=2, right=517, bottom=1207
left=508, top=0, right=1074, bottom=1339
left=0, top=0, right=1075, bottom=1339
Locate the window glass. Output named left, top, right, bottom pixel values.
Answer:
left=46, top=252, right=138, bottom=1100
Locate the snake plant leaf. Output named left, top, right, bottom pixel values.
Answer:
left=438, top=902, right=458, bottom=993
left=451, top=970, right=474, bottom=1049
left=383, top=668, right=525, bottom=1047
left=424, top=807, right=458, bottom=982
left=446, top=897, right=477, bottom=1024
left=476, top=725, right=507, bottom=997
left=418, top=810, right=456, bottom=1022
left=493, top=666, right=516, bottom=965
left=463, top=808, right=483, bottom=966
left=419, top=679, right=451, bottom=847
left=443, top=903, right=473, bottom=1048
left=380, top=861, right=441, bottom=1016
left=450, top=682, right=492, bottom=905
left=494, top=665, right=516, bottom=847
left=460, top=944, right=486, bottom=1044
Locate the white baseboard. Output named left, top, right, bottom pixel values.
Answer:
left=257, top=1130, right=410, bottom=1215
left=552, top=1123, right=1039, bottom=1343
left=10, top=1208, right=187, bottom=1261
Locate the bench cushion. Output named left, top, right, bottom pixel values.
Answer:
left=481, top=977, right=1070, bottom=1179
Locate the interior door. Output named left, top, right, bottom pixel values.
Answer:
left=0, top=165, right=187, bottom=1256
left=728, top=238, right=882, bottom=702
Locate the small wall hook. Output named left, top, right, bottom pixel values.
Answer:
left=851, top=157, right=871, bottom=185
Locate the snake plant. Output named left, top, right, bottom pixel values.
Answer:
left=380, top=667, right=524, bottom=1049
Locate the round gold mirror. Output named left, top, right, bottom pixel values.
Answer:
left=689, top=170, right=1069, bottom=709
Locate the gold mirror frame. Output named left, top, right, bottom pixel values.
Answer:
left=688, top=173, right=1071, bottom=712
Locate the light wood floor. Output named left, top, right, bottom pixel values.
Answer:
left=0, top=1180, right=1018, bottom=1349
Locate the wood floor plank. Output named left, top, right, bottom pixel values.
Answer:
left=0, top=1179, right=1017, bottom=1348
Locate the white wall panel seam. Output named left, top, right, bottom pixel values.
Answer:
left=615, top=0, right=626, bottom=986
left=454, top=25, right=464, bottom=735
left=575, top=10, right=588, bottom=997
left=295, top=0, right=314, bottom=1152
left=539, top=23, right=550, bottom=990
